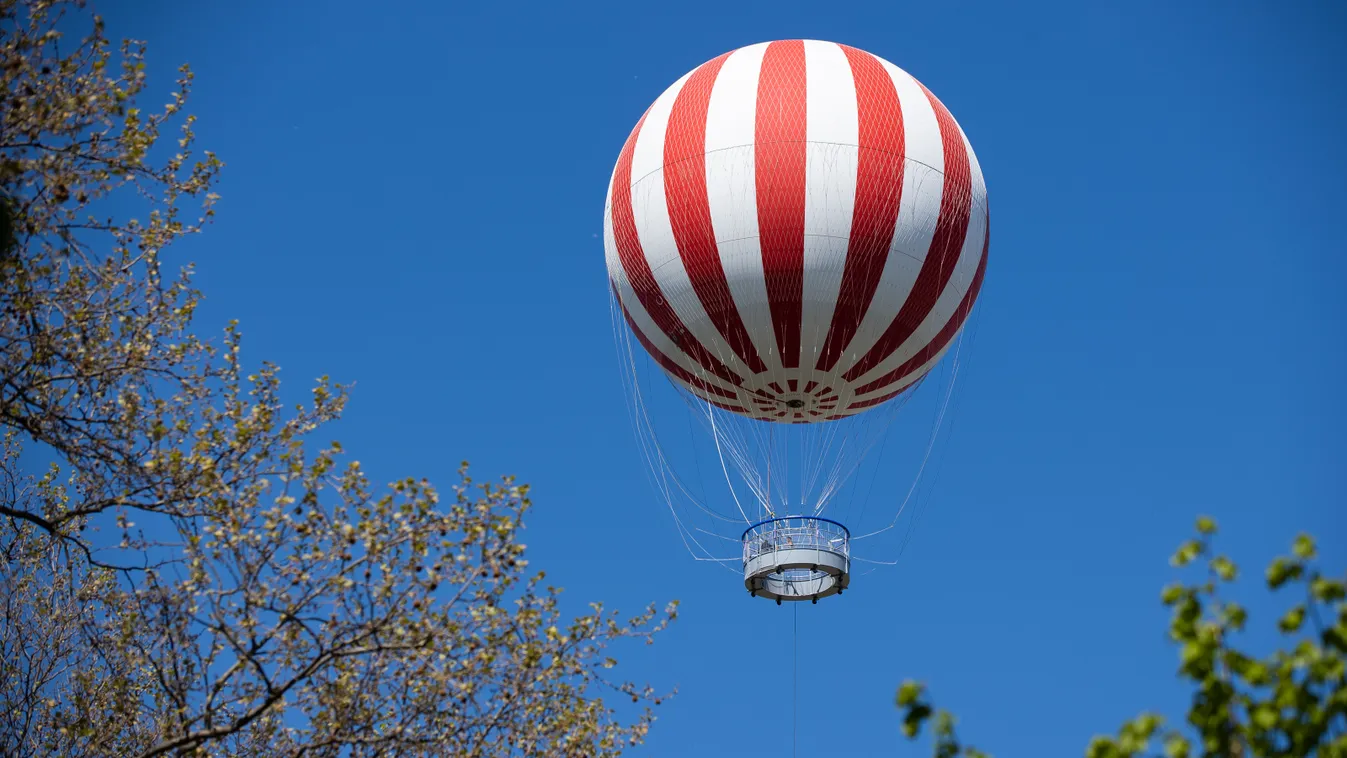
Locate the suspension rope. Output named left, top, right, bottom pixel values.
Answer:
left=793, top=603, right=799, bottom=758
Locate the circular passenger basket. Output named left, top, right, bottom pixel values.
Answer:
left=742, top=516, right=851, bottom=604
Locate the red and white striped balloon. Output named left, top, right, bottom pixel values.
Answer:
left=604, top=39, right=988, bottom=423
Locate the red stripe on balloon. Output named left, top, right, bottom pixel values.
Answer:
left=841, top=83, right=973, bottom=383
left=849, top=222, right=987, bottom=402
left=613, top=283, right=740, bottom=401
left=610, top=108, right=743, bottom=387
left=664, top=52, right=769, bottom=376
left=681, top=384, right=751, bottom=415
left=816, top=45, right=906, bottom=373
left=755, top=39, right=808, bottom=369
left=845, top=391, right=904, bottom=410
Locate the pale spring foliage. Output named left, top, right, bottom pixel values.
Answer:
left=0, top=2, right=677, bottom=755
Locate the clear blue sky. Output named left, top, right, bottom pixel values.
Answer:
left=110, top=0, right=1344, bottom=754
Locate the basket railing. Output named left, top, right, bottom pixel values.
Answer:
left=741, top=516, right=849, bottom=565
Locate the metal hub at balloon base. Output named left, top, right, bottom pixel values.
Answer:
left=742, top=516, right=850, bottom=604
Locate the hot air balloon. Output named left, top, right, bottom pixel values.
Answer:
left=604, top=39, right=988, bottom=603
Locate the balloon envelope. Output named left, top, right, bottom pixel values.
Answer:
left=604, top=39, right=988, bottom=424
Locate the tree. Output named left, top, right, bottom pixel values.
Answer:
left=895, top=518, right=1347, bottom=758
left=0, top=1, right=676, bottom=755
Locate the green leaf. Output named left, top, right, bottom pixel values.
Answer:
left=1211, top=555, right=1237, bottom=582
left=1279, top=605, right=1306, bottom=634
left=1172, top=540, right=1202, bottom=567
left=1179, top=639, right=1216, bottom=679
left=1170, top=595, right=1203, bottom=641
left=1251, top=703, right=1279, bottom=730
left=1161, top=583, right=1185, bottom=605
left=1136, top=713, right=1164, bottom=735
left=1224, top=649, right=1255, bottom=680
left=901, top=703, right=931, bottom=738
left=1267, top=557, right=1304, bottom=589
left=1164, top=733, right=1191, bottom=758
left=1323, top=625, right=1346, bottom=654
left=1243, top=660, right=1271, bottom=686
left=1085, top=736, right=1120, bottom=758
left=1292, top=533, right=1317, bottom=560
left=1311, top=577, right=1346, bottom=602
left=896, top=680, right=924, bottom=707
left=1195, top=516, right=1217, bottom=535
